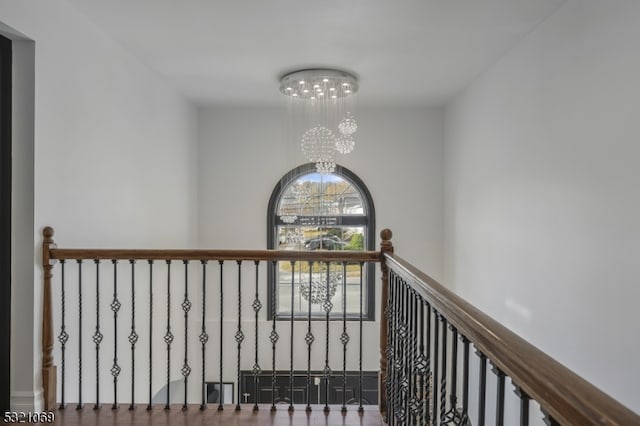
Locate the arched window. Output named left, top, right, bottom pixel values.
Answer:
left=267, top=163, right=375, bottom=320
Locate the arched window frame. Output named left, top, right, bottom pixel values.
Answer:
left=267, top=163, right=376, bottom=320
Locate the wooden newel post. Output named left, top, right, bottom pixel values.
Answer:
left=378, top=228, right=393, bottom=419
left=42, top=226, right=57, bottom=410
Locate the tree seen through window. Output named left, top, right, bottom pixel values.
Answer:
left=267, top=164, right=375, bottom=319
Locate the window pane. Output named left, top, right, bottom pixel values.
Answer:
left=277, top=172, right=364, bottom=216
left=269, top=165, right=374, bottom=321
left=276, top=225, right=368, bottom=316
left=277, top=261, right=368, bottom=316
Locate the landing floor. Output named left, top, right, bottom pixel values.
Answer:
left=49, top=404, right=384, bottom=426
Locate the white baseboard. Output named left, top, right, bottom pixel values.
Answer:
left=10, top=389, right=43, bottom=412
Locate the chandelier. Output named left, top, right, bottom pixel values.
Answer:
left=300, top=269, right=342, bottom=305
left=280, top=68, right=358, bottom=173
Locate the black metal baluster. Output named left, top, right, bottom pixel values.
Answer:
left=147, top=260, right=153, bottom=411
left=218, top=260, right=224, bottom=411
left=461, top=336, right=470, bottom=421
left=269, top=261, right=278, bottom=412
left=415, top=295, right=428, bottom=425
left=305, top=261, right=313, bottom=413
left=408, top=289, right=417, bottom=424
left=77, top=259, right=83, bottom=410
left=322, top=262, right=333, bottom=413
left=199, top=260, right=209, bottom=411
left=399, top=280, right=408, bottom=424
left=431, top=308, right=440, bottom=423
left=288, top=261, right=295, bottom=413
left=387, top=271, right=396, bottom=426
left=477, top=350, right=487, bottom=426
left=450, top=327, right=458, bottom=410
left=395, top=276, right=406, bottom=424
left=385, top=271, right=394, bottom=425
left=440, top=316, right=448, bottom=422
left=443, top=326, right=460, bottom=424
left=413, top=291, right=421, bottom=423
left=340, top=261, right=348, bottom=414
left=93, top=259, right=103, bottom=410
left=542, top=408, right=560, bottom=426
left=405, top=288, right=413, bottom=424
left=358, top=262, right=364, bottom=414
left=404, top=283, right=411, bottom=422
left=416, top=292, right=427, bottom=424
left=58, top=260, right=68, bottom=409
left=128, top=260, right=138, bottom=411
left=492, top=363, right=506, bottom=426
left=514, top=385, right=530, bottom=426
left=164, top=260, right=173, bottom=410
left=235, top=261, right=244, bottom=412
left=252, top=261, right=262, bottom=412
left=110, top=260, right=121, bottom=409
left=181, top=260, right=191, bottom=411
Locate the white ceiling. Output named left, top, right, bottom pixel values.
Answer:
left=66, top=0, right=565, bottom=107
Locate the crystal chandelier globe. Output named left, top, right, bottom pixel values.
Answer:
left=280, top=68, right=359, bottom=173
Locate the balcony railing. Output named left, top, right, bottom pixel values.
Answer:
left=40, top=227, right=640, bottom=425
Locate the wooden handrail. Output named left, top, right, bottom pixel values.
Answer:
left=49, top=248, right=382, bottom=263
left=384, top=252, right=640, bottom=425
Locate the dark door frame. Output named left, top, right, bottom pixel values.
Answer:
left=0, top=33, right=12, bottom=413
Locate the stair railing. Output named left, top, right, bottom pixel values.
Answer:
left=41, top=226, right=383, bottom=413
left=378, top=230, right=639, bottom=425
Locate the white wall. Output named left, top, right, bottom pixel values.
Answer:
left=198, top=106, right=443, bottom=276
left=1, top=0, right=198, bottom=410
left=197, top=106, right=444, bottom=375
left=444, top=0, right=640, bottom=412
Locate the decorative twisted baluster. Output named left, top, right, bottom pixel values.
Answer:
left=322, top=262, right=333, bottom=414
left=199, top=260, right=208, bottom=411
left=269, top=261, right=278, bottom=412
left=440, top=315, right=448, bottom=423
left=432, top=309, right=440, bottom=423
left=442, top=326, right=465, bottom=425
left=164, top=260, right=173, bottom=410
left=181, top=260, right=192, bottom=411
left=252, top=261, right=262, bottom=412
left=128, top=260, right=138, bottom=411
left=305, top=261, right=314, bottom=413
left=110, top=260, right=121, bottom=409
left=386, top=271, right=396, bottom=426
left=424, top=299, right=432, bottom=424
left=408, top=289, right=419, bottom=424
left=395, top=279, right=407, bottom=424
left=57, top=260, right=68, bottom=409
left=93, top=259, right=103, bottom=410
left=235, top=261, right=244, bottom=411
left=414, top=295, right=427, bottom=423
left=391, top=275, right=398, bottom=424
left=340, top=261, right=349, bottom=414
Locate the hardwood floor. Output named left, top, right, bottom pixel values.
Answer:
left=50, top=404, right=384, bottom=426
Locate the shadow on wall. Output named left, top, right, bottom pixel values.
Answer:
left=152, top=380, right=184, bottom=405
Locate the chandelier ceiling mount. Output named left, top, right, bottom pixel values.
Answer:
left=280, top=68, right=359, bottom=174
